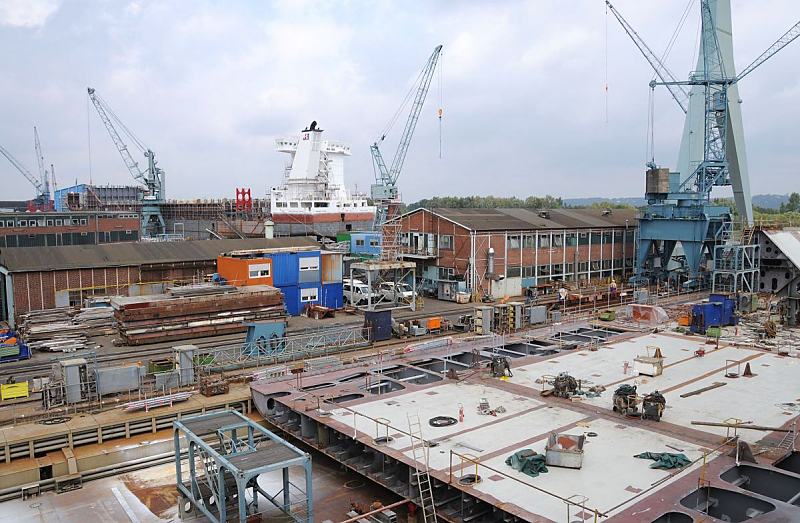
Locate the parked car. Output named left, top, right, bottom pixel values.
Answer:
left=378, top=282, right=414, bottom=303
left=343, top=279, right=382, bottom=306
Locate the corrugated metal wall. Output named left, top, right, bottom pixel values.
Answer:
left=278, top=285, right=300, bottom=315
left=270, top=252, right=299, bottom=286
left=321, top=252, right=343, bottom=283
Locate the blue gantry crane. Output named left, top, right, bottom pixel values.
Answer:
left=607, top=0, right=800, bottom=287
left=370, top=45, right=442, bottom=226
left=87, top=87, right=166, bottom=237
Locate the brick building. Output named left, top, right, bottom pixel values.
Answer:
left=391, top=207, right=637, bottom=297
left=0, top=210, right=140, bottom=248
left=0, top=237, right=318, bottom=326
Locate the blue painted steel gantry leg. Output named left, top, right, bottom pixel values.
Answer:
left=174, top=410, right=313, bottom=523
left=609, top=0, right=800, bottom=286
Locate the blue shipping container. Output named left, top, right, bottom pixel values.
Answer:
left=350, top=232, right=382, bottom=256
left=299, top=282, right=321, bottom=310
left=278, top=285, right=300, bottom=316
left=298, top=251, right=321, bottom=284
left=270, top=252, right=299, bottom=286
left=321, top=282, right=343, bottom=309
left=279, top=283, right=321, bottom=316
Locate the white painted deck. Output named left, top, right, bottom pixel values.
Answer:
left=474, top=418, right=707, bottom=520
left=328, top=382, right=542, bottom=451
left=509, top=333, right=711, bottom=390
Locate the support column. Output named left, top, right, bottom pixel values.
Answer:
left=283, top=467, right=291, bottom=511
left=304, top=460, right=314, bottom=522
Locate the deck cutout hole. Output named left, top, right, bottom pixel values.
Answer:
left=650, top=512, right=693, bottom=523
left=775, top=451, right=800, bottom=474
left=265, top=391, right=291, bottom=410
left=458, top=474, right=481, bottom=485
left=429, top=416, right=457, bottom=427
left=329, top=393, right=364, bottom=404
left=680, top=486, right=774, bottom=521
left=721, top=464, right=800, bottom=503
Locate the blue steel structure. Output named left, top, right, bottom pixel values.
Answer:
left=608, top=1, right=800, bottom=286
left=370, top=45, right=442, bottom=226
left=174, top=410, right=312, bottom=523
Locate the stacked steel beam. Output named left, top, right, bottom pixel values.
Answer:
left=17, top=307, right=115, bottom=352
left=111, top=284, right=285, bottom=345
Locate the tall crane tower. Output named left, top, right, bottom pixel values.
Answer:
left=33, top=126, right=54, bottom=208
left=608, top=0, right=800, bottom=287
left=371, top=45, right=442, bottom=226
left=0, top=140, right=52, bottom=211
left=87, top=87, right=166, bottom=237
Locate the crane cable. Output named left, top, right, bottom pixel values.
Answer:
left=652, top=0, right=695, bottom=83
left=641, top=0, right=694, bottom=167
left=605, top=1, right=609, bottom=124
left=87, top=96, right=93, bottom=185
left=378, top=65, right=427, bottom=144
left=437, top=50, right=443, bottom=159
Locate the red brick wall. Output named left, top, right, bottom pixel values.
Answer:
left=397, top=210, right=637, bottom=293
left=10, top=262, right=212, bottom=318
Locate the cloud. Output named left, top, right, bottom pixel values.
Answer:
left=1, top=0, right=798, bottom=203
left=0, top=0, right=59, bottom=28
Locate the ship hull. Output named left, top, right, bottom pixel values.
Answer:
left=270, top=211, right=375, bottom=237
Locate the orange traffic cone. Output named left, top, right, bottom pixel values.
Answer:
left=743, top=362, right=755, bottom=377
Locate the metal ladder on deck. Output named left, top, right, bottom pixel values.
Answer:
left=408, top=413, right=437, bottom=523
left=778, top=421, right=797, bottom=453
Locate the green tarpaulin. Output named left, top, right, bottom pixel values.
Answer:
left=634, top=452, right=691, bottom=469
left=505, top=449, right=548, bottom=477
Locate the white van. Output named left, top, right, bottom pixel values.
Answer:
left=343, top=279, right=382, bottom=306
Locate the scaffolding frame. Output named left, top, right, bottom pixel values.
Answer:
left=350, top=260, right=417, bottom=311
left=711, top=244, right=760, bottom=294
left=174, top=410, right=312, bottom=523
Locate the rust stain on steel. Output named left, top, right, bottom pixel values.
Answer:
left=122, top=475, right=179, bottom=518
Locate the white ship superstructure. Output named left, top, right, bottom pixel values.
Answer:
left=269, top=122, right=375, bottom=236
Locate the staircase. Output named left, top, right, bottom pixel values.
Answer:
left=408, top=413, right=437, bottom=523
left=741, top=225, right=756, bottom=245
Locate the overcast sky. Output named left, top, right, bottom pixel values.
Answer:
left=1, top=0, right=798, bottom=203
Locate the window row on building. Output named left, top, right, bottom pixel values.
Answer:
left=0, top=214, right=139, bottom=229
left=0, top=230, right=139, bottom=248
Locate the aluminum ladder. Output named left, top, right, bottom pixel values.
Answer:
left=408, top=413, right=437, bottom=523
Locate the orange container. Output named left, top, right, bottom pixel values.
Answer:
left=217, top=256, right=274, bottom=286
left=427, top=317, right=442, bottom=330
left=677, top=313, right=691, bottom=327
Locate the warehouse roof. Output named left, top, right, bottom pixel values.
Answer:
left=0, top=237, right=319, bottom=273
left=397, top=207, right=637, bottom=232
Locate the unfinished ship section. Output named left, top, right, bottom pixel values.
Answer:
left=270, top=121, right=376, bottom=238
